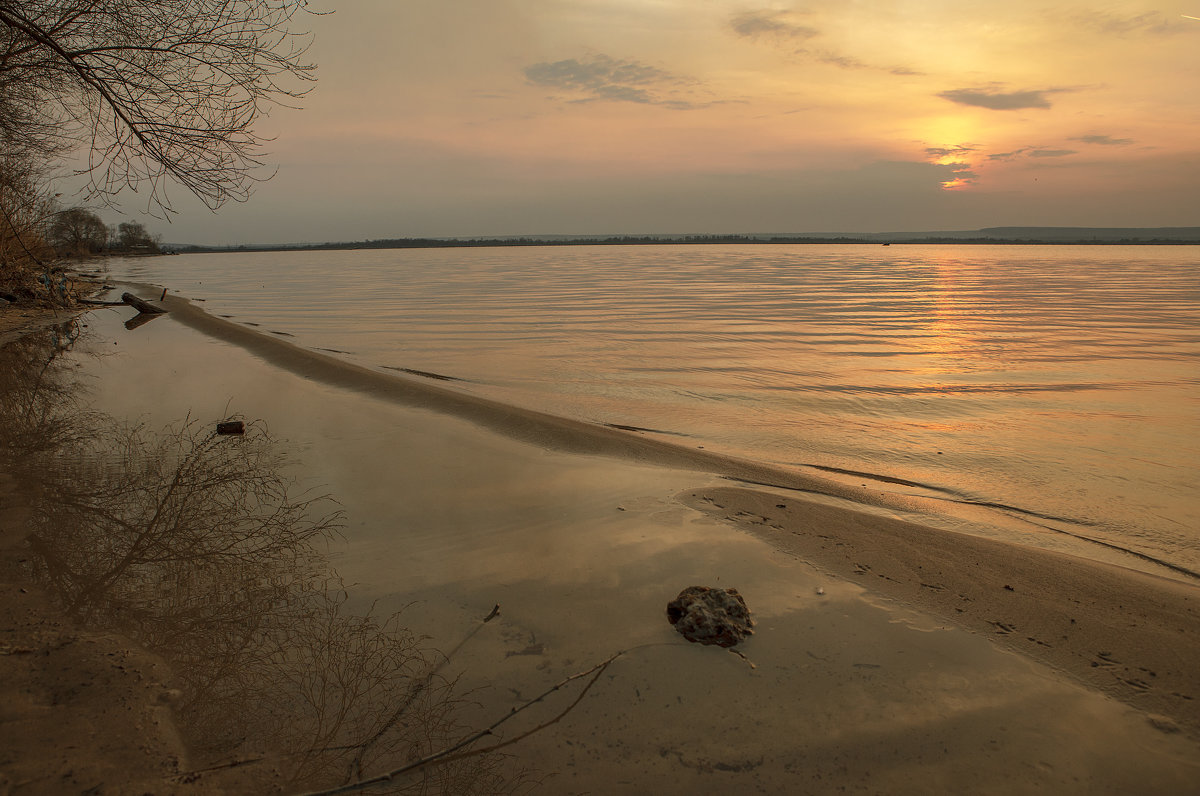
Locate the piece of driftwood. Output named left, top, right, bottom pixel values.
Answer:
left=121, top=292, right=167, bottom=314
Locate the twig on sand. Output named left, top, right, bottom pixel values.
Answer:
left=176, top=756, right=268, bottom=778
left=173, top=603, right=509, bottom=786
left=346, top=603, right=502, bottom=780
left=292, top=649, right=630, bottom=796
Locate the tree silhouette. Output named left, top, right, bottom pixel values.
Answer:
left=48, top=207, right=107, bottom=255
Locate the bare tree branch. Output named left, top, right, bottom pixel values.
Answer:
left=0, top=0, right=319, bottom=213
left=293, top=650, right=631, bottom=796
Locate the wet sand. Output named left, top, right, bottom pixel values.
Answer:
left=0, top=306, right=221, bottom=794
left=0, top=306, right=85, bottom=348
left=682, top=486, right=1200, bottom=736
left=159, top=291, right=1200, bottom=728
left=0, top=475, right=204, bottom=795
left=2, top=294, right=1200, bottom=794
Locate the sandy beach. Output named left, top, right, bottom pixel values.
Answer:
left=2, top=293, right=1199, bottom=794
left=5, top=0, right=1199, bottom=790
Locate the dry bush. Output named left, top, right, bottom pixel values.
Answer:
left=0, top=155, right=60, bottom=300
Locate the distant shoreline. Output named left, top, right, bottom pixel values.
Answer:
left=170, top=233, right=1200, bottom=253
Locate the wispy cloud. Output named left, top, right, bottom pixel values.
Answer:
left=802, top=49, right=925, bottom=76
left=524, top=55, right=703, bottom=109
left=988, top=146, right=1077, bottom=162
left=938, top=87, right=1070, bottom=110
left=1071, top=10, right=1181, bottom=36
left=729, top=9, right=819, bottom=41
left=1070, top=134, right=1134, bottom=146
left=729, top=9, right=924, bottom=76
left=987, top=150, right=1024, bottom=162
left=925, top=145, right=978, bottom=159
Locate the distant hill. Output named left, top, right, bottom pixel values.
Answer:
left=166, top=226, right=1200, bottom=252
left=886, top=227, right=1200, bottom=242
left=772, top=227, right=1200, bottom=243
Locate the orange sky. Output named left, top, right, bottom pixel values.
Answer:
left=127, top=1, right=1200, bottom=244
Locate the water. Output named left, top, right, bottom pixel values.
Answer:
left=112, top=244, right=1200, bottom=573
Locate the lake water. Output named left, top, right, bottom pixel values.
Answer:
left=112, top=244, right=1200, bottom=575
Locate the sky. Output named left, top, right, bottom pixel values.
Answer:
left=90, top=1, right=1200, bottom=244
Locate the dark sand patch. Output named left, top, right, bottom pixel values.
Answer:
left=604, top=422, right=690, bottom=437
left=380, top=365, right=463, bottom=381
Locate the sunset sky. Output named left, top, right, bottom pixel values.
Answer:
left=110, top=1, right=1200, bottom=244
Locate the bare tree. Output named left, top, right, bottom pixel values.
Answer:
left=48, top=206, right=107, bottom=255
left=110, top=219, right=160, bottom=253
left=0, top=0, right=317, bottom=213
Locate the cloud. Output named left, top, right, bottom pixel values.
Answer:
left=802, top=50, right=924, bottom=76
left=729, top=10, right=819, bottom=41
left=525, top=56, right=672, bottom=93
left=937, top=87, right=1068, bottom=110
left=988, top=149, right=1027, bottom=162
left=1073, top=10, right=1180, bottom=36
left=921, top=144, right=980, bottom=188
left=987, top=146, right=1077, bottom=162
left=729, top=10, right=922, bottom=76
left=1070, top=134, right=1134, bottom=146
left=524, top=55, right=701, bottom=109
left=925, top=145, right=978, bottom=159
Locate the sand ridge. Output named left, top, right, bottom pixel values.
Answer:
left=682, top=485, right=1200, bottom=739
left=157, top=292, right=1023, bottom=525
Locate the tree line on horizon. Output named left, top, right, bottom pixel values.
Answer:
left=175, top=230, right=1200, bottom=254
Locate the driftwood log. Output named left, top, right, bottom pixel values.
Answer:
left=121, top=292, right=167, bottom=314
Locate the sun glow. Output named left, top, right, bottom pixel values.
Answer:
left=925, top=148, right=979, bottom=190
left=915, top=113, right=985, bottom=191
left=939, top=176, right=973, bottom=191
